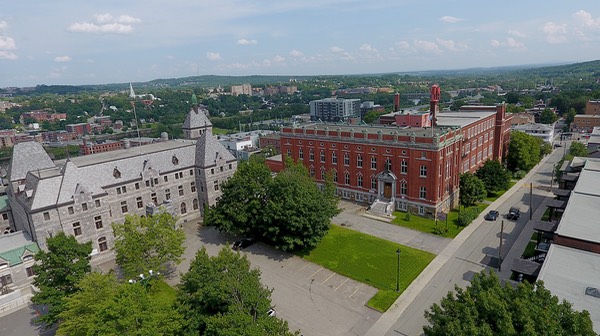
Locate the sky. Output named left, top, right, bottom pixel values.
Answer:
left=1, top=1, right=600, bottom=88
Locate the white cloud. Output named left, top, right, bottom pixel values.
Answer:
left=0, top=36, right=16, bottom=50
left=206, top=52, right=222, bottom=61
left=436, top=38, right=467, bottom=51
left=359, top=43, right=377, bottom=52
left=490, top=37, right=524, bottom=49
left=54, top=56, right=72, bottom=62
left=0, top=21, right=7, bottom=30
left=543, top=22, right=567, bottom=44
left=394, top=41, right=410, bottom=49
left=289, top=49, right=304, bottom=57
left=573, top=10, right=600, bottom=29
left=508, top=30, right=526, bottom=38
left=414, top=40, right=441, bottom=54
left=237, top=38, right=257, bottom=45
left=490, top=39, right=501, bottom=48
left=272, top=55, right=285, bottom=63
left=330, top=46, right=344, bottom=53
left=0, top=51, right=17, bottom=60
left=440, top=16, right=463, bottom=23
left=68, top=14, right=141, bottom=34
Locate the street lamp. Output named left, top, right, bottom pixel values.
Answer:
left=396, top=249, right=401, bottom=292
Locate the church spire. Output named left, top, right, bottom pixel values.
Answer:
left=129, top=83, right=136, bottom=99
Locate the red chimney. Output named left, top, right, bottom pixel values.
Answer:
left=394, top=93, right=400, bottom=112
left=429, top=84, right=440, bottom=127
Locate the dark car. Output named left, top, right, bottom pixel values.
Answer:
left=507, top=207, right=521, bottom=220
left=484, top=210, right=499, bottom=221
left=232, top=238, right=255, bottom=250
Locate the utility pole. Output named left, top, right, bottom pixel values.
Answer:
left=499, top=220, right=504, bottom=272
left=529, top=183, right=533, bottom=221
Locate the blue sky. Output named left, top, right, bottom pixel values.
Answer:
left=1, top=1, right=600, bottom=87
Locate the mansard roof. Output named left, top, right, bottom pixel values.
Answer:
left=182, top=107, right=212, bottom=130
left=195, top=133, right=236, bottom=168
left=9, top=142, right=55, bottom=182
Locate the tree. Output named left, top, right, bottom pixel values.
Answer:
left=475, top=160, right=511, bottom=195
left=32, top=232, right=92, bottom=327
left=205, top=159, right=340, bottom=251
left=540, top=108, right=558, bottom=124
left=459, top=173, right=486, bottom=207
left=112, top=213, right=186, bottom=279
left=506, top=131, right=542, bottom=172
left=363, top=110, right=379, bottom=124
left=569, top=141, right=588, bottom=157
left=57, top=272, right=183, bottom=336
left=424, top=271, right=595, bottom=336
left=565, top=108, right=577, bottom=126
left=177, top=247, right=296, bottom=336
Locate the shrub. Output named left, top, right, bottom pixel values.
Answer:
left=457, top=207, right=480, bottom=227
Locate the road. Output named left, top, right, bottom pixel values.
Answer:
left=371, top=145, right=566, bottom=336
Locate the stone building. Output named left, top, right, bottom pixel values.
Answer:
left=5, top=100, right=236, bottom=265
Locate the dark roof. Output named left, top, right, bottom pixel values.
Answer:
left=553, top=189, right=571, bottom=197
left=562, top=174, right=579, bottom=182
left=511, top=258, right=542, bottom=277
left=533, top=220, right=559, bottom=233
left=547, top=199, right=567, bottom=209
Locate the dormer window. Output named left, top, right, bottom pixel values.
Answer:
left=113, top=168, right=121, bottom=179
left=172, top=155, right=179, bottom=165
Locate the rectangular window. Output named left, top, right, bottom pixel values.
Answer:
left=95, top=215, right=103, bottom=229
left=214, top=180, right=219, bottom=191
left=357, top=175, right=363, bottom=187
left=333, top=171, right=337, bottom=182
left=299, top=148, right=304, bottom=159
left=220, top=166, right=223, bottom=172
left=309, top=149, right=314, bottom=161
left=400, top=182, right=407, bottom=195
left=164, top=176, right=168, bottom=182
left=165, top=188, right=171, bottom=200
left=43, top=212, right=50, bottom=221
left=95, top=199, right=101, bottom=207
left=357, top=155, right=363, bottom=168
left=68, top=206, right=74, bottom=215
left=0, top=274, right=13, bottom=286
left=344, top=153, right=350, bottom=166
left=371, top=177, right=377, bottom=189
left=135, top=182, right=140, bottom=190
left=1, top=213, right=7, bottom=220
left=420, top=165, right=427, bottom=177
left=99, top=237, right=108, bottom=252
left=191, top=182, right=196, bottom=193
left=190, top=169, right=194, bottom=176
left=332, top=152, right=337, bottom=164
left=146, top=180, right=151, bottom=187
left=371, top=157, right=377, bottom=169
left=154, top=178, right=159, bottom=185
left=121, top=201, right=128, bottom=214
left=178, top=185, right=184, bottom=196
left=401, top=160, right=407, bottom=174
left=229, top=164, right=232, bottom=170
left=26, top=266, right=35, bottom=277
left=287, top=149, right=292, bottom=157
left=419, top=187, right=426, bottom=199
left=320, top=150, right=325, bottom=163
left=73, top=222, right=82, bottom=236
left=210, top=168, right=215, bottom=175
left=136, top=197, right=143, bottom=209
left=418, top=206, right=425, bottom=215
left=151, top=193, right=157, bottom=204
left=345, top=173, right=350, bottom=185
left=82, top=203, right=88, bottom=211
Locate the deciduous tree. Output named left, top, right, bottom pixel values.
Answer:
left=32, top=232, right=92, bottom=327
left=459, top=173, right=486, bottom=207
left=506, top=131, right=543, bottom=172
left=112, top=213, right=185, bottom=279
left=424, top=271, right=595, bottom=336
left=540, top=108, right=558, bottom=124
left=476, top=160, right=511, bottom=195
left=569, top=141, right=588, bottom=157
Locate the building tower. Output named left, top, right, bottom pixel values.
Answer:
left=182, top=94, right=213, bottom=139
left=429, top=84, right=441, bottom=127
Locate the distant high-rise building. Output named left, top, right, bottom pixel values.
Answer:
left=309, top=98, right=361, bottom=122
left=231, top=84, right=252, bottom=96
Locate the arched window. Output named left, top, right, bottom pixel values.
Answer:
left=98, top=237, right=108, bottom=252
left=181, top=202, right=187, bottom=214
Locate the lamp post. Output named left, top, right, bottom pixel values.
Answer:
left=396, top=249, right=401, bottom=292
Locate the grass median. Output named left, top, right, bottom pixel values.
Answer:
left=298, top=225, right=435, bottom=312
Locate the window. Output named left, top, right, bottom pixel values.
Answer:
left=309, top=149, right=314, bottom=161
left=82, top=203, right=88, bottom=211
left=401, top=160, right=407, bottom=174
left=344, top=153, right=350, bottom=166
left=73, top=222, right=82, bottom=236
left=136, top=197, right=143, bottom=209
left=116, top=186, right=126, bottom=194
left=357, top=155, right=363, bottom=168
left=98, top=237, right=108, bottom=252
left=164, top=176, right=168, bottom=182
left=210, top=168, right=215, bottom=175
left=371, top=157, right=377, bottom=169
left=181, top=202, right=187, bottom=214
left=214, top=180, right=219, bottom=191
left=320, top=150, right=325, bottom=163
left=190, top=169, right=194, bottom=176
left=287, top=149, right=291, bottom=157
left=145, top=180, right=151, bottom=187
left=309, top=166, right=315, bottom=177
left=193, top=198, right=199, bottom=210
left=68, top=206, right=74, bottom=215
left=421, top=151, right=426, bottom=159
left=151, top=193, right=157, bottom=204
left=419, top=187, right=426, bottom=199
left=178, top=185, right=184, bottom=196
left=1, top=213, right=7, bottom=220
left=26, top=266, right=35, bottom=277
left=333, top=170, right=337, bottom=182
left=165, top=188, right=171, bottom=200
left=371, top=177, right=377, bottom=189
left=299, top=148, right=304, bottom=159
left=0, top=274, right=13, bottom=286
left=345, top=172, right=350, bottom=185
left=95, top=199, right=101, bottom=207
left=357, top=175, right=363, bottom=187
left=418, top=206, right=425, bottom=215
left=135, top=182, right=140, bottom=190
left=332, top=152, right=337, bottom=164
left=43, top=212, right=50, bottom=221
left=191, top=182, right=196, bottom=193
left=154, top=178, right=159, bottom=185
left=320, top=168, right=326, bottom=180
left=113, top=168, right=121, bottom=178
left=400, top=181, right=407, bottom=195
left=121, top=201, right=128, bottom=214
left=229, top=164, right=232, bottom=170
left=385, top=158, right=392, bottom=171
left=172, top=155, right=179, bottom=165
left=95, top=215, right=103, bottom=229
left=420, top=165, right=427, bottom=177
left=199, top=183, right=204, bottom=192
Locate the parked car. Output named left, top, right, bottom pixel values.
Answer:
left=507, top=207, right=521, bottom=220
left=484, top=210, right=499, bottom=221
left=232, top=238, right=255, bottom=250
left=267, top=308, right=277, bottom=317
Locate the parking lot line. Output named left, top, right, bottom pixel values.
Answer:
left=335, top=278, right=349, bottom=291
left=350, top=284, right=362, bottom=297
left=298, top=263, right=310, bottom=272
left=309, top=266, right=324, bottom=278
left=321, top=272, right=335, bottom=285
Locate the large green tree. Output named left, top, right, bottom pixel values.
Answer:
left=424, top=271, right=595, bottom=336
left=476, top=160, right=511, bottom=194
left=112, top=213, right=186, bottom=279
left=569, top=141, right=588, bottom=157
left=459, top=173, right=486, bottom=206
left=177, top=247, right=296, bottom=336
left=506, top=131, right=543, bottom=172
left=540, top=108, right=558, bottom=124
left=32, top=232, right=92, bottom=327
left=205, top=158, right=340, bottom=251
left=57, top=272, right=182, bottom=336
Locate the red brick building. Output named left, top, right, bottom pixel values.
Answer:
left=279, top=87, right=511, bottom=217
left=65, top=123, right=92, bottom=137
left=259, top=133, right=281, bottom=154
left=79, top=138, right=123, bottom=155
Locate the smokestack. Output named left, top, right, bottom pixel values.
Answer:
left=394, top=93, right=400, bottom=112
left=429, top=84, right=440, bottom=127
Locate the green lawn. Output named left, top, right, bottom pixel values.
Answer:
left=392, top=203, right=489, bottom=238
left=299, top=225, right=435, bottom=312
left=485, top=181, right=517, bottom=202
left=149, top=279, right=177, bottom=307
left=212, top=127, right=234, bottom=135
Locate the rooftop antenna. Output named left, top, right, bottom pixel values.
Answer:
left=129, top=83, right=143, bottom=155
